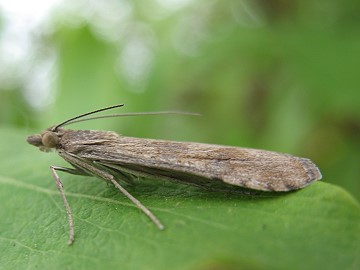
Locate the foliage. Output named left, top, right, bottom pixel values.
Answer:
left=0, top=128, right=359, bottom=269
left=0, top=1, right=360, bottom=269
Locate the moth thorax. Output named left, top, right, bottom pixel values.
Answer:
left=42, top=131, right=60, bottom=148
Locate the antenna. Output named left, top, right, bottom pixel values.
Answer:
left=53, top=104, right=124, bottom=130
left=52, top=104, right=200, bottom=130
left=62, top=111, right=200, bottom=126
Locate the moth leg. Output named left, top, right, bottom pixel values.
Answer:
left=59, top=151, right=165, bottom=230
left=54, top=165, right=90, bottom=176
left=108, top=176, right=165, bottom=230
left=93, top=161, right=135, bottom=186
left=50, top=166, right=75, bottom=245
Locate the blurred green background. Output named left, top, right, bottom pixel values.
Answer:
left=0, top=0, right=359, bottom=198
left=1, top=1, right=360, bottom=269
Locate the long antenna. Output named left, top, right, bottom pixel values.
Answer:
left=53, top=104, right=200, bottom=130
left=53, top=104, right=124, bottom=130
left=62, top=111, right=200, bottom=126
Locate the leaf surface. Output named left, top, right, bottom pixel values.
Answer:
left=0, top=128, right=359, bottom=270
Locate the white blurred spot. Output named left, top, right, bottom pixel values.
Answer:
left=0, top=0, right=196, bottom=106
left=116, top=24, right=155, bottom=92
left=171, top=14, right=209, bottom=57
left=0, top=0, right=60, bottom=109
left=231, top=0, right=264, bottom=28
left=156, top=0, right=193, bottom=11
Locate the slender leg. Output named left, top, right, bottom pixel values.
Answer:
left=50, top=166, right=75, bottom=245
left=108, top=177, right=165, bottom=230
left=59, top=151, right=165, bottom=230
left=93, top=161, right=136, bottom=186
left=52, top=165, right=90, bottom=176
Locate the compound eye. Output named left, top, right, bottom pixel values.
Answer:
left=42, top=131, right=59, bottom=148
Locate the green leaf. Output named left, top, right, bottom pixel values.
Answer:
left=1, top=127, right=359, bottom=270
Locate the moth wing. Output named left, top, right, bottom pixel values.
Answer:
left=61, top=133, right=321, bottom=192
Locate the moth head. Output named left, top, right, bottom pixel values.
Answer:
left=27, top=128, right=60, bottom=152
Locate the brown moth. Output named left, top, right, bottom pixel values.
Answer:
left=26, top=104, right=322, bottom=245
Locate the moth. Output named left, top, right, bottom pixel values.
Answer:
left=27, top=104, right=322, bottom=245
